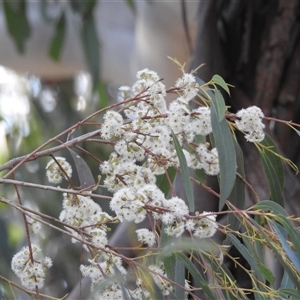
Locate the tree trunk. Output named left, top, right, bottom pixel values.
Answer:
left=192, top=0, right=300, bottom=213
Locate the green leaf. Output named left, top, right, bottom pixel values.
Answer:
left=251, top=200, right=288, bottom=217
left=248, top=217, right=300, bottom=291
left=97, top=81, right=109, bottom=109
left=172, top=131, right=194, bottom=212
left=214, top=89, right=226, bottom=122
left=259, top=134, right=285, bottom=206
left=81, top=16, right=100, bottom=89
left=156, top=167, right=176, bottom=197
left=125, top=0, right=136, bottom=12
left=48, top=12, right=66, bottom=61
left=210, top=94, right=236, bottom=210
left=224, top=137, right=245, bottom=243
left=212, top=74, right=230, bottom=95
left=177, top=252, right=217, bottom=300
left=68, top=149, right=95, bottom=188
left=278, top=289, right=300, bottom=299
left=70, top=0, right=97, bottom=15
left=257, top=263, right=275, bottom=285
left=3, top=0, right=31, bottom=53
left=175, top=255, right=185, bottom=300
left=269, top=220, right=300, bottom=274
left=280, top=269, right=295, bottom=289
left=227, top=233, right=265, bottom=283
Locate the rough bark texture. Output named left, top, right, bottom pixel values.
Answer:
left=193, top=0, right=300, bottom=213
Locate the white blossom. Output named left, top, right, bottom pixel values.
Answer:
left=175, top=73, right=199, bottom=101
left=11, top=244, right=52, bottom=290
left=235, top=106, right=265, bottom=142
left=136, top=228, right=156, bottom=247
left=101, top=110, right=124, bottom=139
left=46, top=156, right=72, bottom=184
left=192, top=211, right=218, bottom=239
left=196, top=143, right=220, bottom=175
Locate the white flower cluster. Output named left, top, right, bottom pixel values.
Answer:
left=46, top=156, right=72, bottom=184
left=59, top=193, right=112, bottom=249
left=136, top=228, right=156, bottom=247
left=11, top=244, right=52, bottom=290
left=185, top=211, right=218, bottom=238
left=235, top=106, right=265, bottom=142
left=80, top=252, right=127, bottom=291
left=98, top=68, right=220, bottom=245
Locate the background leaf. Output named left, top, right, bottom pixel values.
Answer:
left=48, top=12, right=66, bottom=61
left=80, top=15, right=100, bottom=89
left=3, top=0, right=30, bottom=53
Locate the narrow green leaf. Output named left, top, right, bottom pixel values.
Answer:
left=172, top=131, right=194, bottom=212
left=163, top=253, right=176, bottom=280
left=224, top=138, right=245, bottom=244
left=48, top=12, right=66, bottom=61
left=259, top=134, right=284, bottom=206
left=214, top=89, right=226, bottom=122
left=70, top=0, right=97, bottom=15
left=3, top=0, right=31, bottom=53
left=81, top=16, right=100, bottom=89
left=68, top=149, right=95, bottom=188
left=125, top=0, right=136, bottom=12
left=227, top=233, right=265, bottom=283
left=248, top=217, right=300, bottom=291
left=212, top=74, right=230, bottom=95
left=269, top=220, right=300, bottom=274
left=97, top=81, right=109, bottom=109
left=177, top=252, right=217, bottom=300
left=257, top=263, right=275, bottom=285
left=280, top=269, right=295, bottom=289
left=251, top=200, right=288, bottom=217
left=175, top=255, right=185, bottom=300
left=210, top=95, right=236, bottom=210
left=278, top=289, right=300, bottom=299
left=156, top=167, right=176, bottom=197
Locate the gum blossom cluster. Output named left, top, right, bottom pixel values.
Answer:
left=101, top=69, right=219, bottom=238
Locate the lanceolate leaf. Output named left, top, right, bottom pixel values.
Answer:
left=81, top=15, right=100, bottom=89
left=125, top=0, right=136, bottom=12
left=174, top=255, right=185, bottom=300
left=3, top=0, right=31, bottom=53
left=259, top=134, right=284, bottom=206
left=214, top=89, right=226, bottom=122
left=224, top=137, right=245, bottom=240
left=210, top=92, right=236, bottom=210
left=177, top=252, right=217, bottom=300
left=48, top=12, right=66, bottom=61
left=269, top=220, right=300, bottom=274
left=227, top=233, right=265, bottom=283
left=212, top=74, right=230, bottom=95
left=172, top=131, right=194, bottom=212
left=68, top=149, right=95, bottom=188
